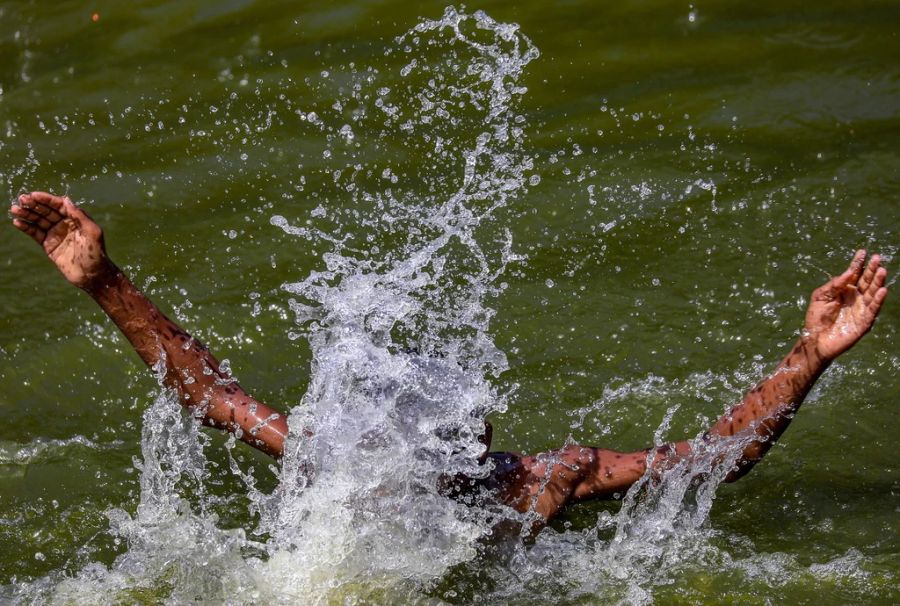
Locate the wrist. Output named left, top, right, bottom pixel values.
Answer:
left=82, top=261, right=124, bottom=297
left=796, top=333, right=831, bottom=372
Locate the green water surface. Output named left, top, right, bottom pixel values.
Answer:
left=1, top=1, right=898, bottom=604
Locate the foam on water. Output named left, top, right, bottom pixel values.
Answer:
left=0, top=435, right=118, bottom=467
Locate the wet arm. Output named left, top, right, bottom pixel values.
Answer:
left=570, top=251, right=888, bottom=503
left=536, top=327, right=830, bottom=506
left=694, top=336, right=827, bottom=481
left=86, top=263, right=289, bottom=458
left=650, top=250, right=887, bottom=482
left=516, top=338, right=832, bottom=510
left=11, top=191, right=288, bottom=458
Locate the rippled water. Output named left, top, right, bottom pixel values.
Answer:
left=1, top=2, right=898, bottom=604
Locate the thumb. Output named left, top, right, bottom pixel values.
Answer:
left=61, top=196, right=100, bottom=232
left=61, top=196, right=83, bottom=221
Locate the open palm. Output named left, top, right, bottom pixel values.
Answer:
left=805, top=250, right=888, bottom=361
left=11, top=192, right=111, bottom=290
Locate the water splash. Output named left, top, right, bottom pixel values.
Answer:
left=256, top=7, right=540, bottom=596
left=6, top=7, right=541, bottom=604
left=0, top=435, right=120, bottom=467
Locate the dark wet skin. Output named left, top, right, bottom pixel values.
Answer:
left=11, top=192, right=889, bottom=528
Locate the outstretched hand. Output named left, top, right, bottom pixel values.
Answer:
left=805, top=250, right=888, bottom=362
left=10, top=192, right=113, bottom=290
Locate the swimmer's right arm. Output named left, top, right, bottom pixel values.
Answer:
left=560, top=251, right=887, bottom=510
left=10, top=192, right=289, bottom=458
left=628, top=250, right=888, bottom=487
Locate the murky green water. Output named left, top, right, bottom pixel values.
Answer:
left=1, top=1, right=898, bottom=604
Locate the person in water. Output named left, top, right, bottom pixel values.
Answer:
left=10, top=191, right=890, bottom=527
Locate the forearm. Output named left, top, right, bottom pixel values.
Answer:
left=705, top=337, right=828, bottom=480
left=85, top=262, right=288, bottom=458
left=646, top=338, right=829, bottom=483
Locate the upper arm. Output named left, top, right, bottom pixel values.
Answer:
left=492, top=442, right=693, bottom=521
left=569, top=438, right=702, bottom=502
left=497, top=445, right=664, bottom=522
left=155, top=319, right=290, bottom=458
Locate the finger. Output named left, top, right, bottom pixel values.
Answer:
left=858, top=254, right=881, bottom=292
left=863, top=267, right=888, bottom=304
left=61, top=196, right=91, bottom=224
left=817, top=274, right=851, bottom=301
left=23, top=192, right=68, bottom=221
left=12, top=218, right=47, bottom=244
left=10, top=203, right=32, bottom=219
left=10, top=205, right=53, bottom=230
left=812, top=281, right=835, bottom=302
left=22, top=201, right=63, bottom=222
left=27, top=191, right=66, bottom=212
left=866, top=287, right=888, bottom=322
left=820, top=251, right=866, bottom=298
